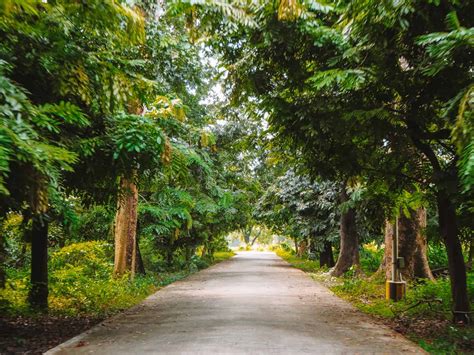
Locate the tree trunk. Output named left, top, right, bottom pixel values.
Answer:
left=319, top=241, right=335, bottom=267
left=331, top=188, right=359, bottom=277
left=242, top=226, right=252, bottom=245
left=113, top=176, right=139, bottom=277
left=28, top=215, right=48, bottom=310
left=380, top=209, right=434, bottom=280
left=250, top=229, right=261, bottom=246
left=201, top=244, right=207, bottom=258
left=437, top=192, right=470, bottom=323
left=412, top=208, right=434, bottom=280
left=377, top=219, right=394, bottom=278
left=185, top=246, right=194, bottom=267
left=297, top=239, right=308, bottom=257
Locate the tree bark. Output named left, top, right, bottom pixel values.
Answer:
left=28, top=215, right=48, bottom=310
left=250, top=229, right=261, bottom=246
left=242, top=226, right=252, bottom=245
left=297, top=239, right=308, bottom=257
left=331, top=188, right=359, bottom=277
left=378, top=219, right=394, bottom=278
left=437, top=192, right=470, bottom=323
left=412, top=208, right=434, bottom=280
left=379, top=209, right=434, bottom=280
left=319, top=240, right=335, bottom=267
left=113, top=176, right=139, bottom=277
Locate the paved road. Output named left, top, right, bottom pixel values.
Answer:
left=47, top=252, right=423, bottom=354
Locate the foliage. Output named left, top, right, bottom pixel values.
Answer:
left=0, top=241, right=234, bottom=316
left=213, top=251, right=235, bottom=263
left=359, top=243, right=383, bottom=273
left=0, top=1, right=473, bottom=351
left=257, top=170, right=340, bottom=250
left=427, top=244, right=450, bottom=270
left=50, top=241, right=113, bottom=279
left=75, top=206, right=114, bottom=242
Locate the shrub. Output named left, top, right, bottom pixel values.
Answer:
left=280, top=242, right=294, bottom=252
left=47, top=241, right=154, bottom=315
left=189, top=254, right=210, bottom=270
left=427, top=244, right=449, bottom=270
left=49, top=274, right=156, bottom=316
left=1, top=241, right=237, bottom=316
left=360, top=243, right=384, bottom=273
left=50, top=241, right=113, bottom=279
left=75, top=206, right=114, bottom=242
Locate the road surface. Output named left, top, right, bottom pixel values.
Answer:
left=47, top=252, right=423, bottom=354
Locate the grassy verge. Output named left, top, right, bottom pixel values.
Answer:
left=275, top=248, right=474, bottom=354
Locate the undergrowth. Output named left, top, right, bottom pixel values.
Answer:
left=275, top=247, right=474, bottom=354
left=0, top=241, right=234, bottom=317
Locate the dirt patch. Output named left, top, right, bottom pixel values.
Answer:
left=0, top=315, right=103, bottom=354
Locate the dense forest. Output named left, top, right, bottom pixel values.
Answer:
left=0, top=0, right=473, bottom=353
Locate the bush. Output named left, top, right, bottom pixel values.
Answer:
left=49, top=274, right=156, bottom=316
left=75, top=206, right=114, bottom=242
left=2, top=213, right=27, bottom=268
left=211, top=235, right=232, bottom=252
left=360, top=243, right=383, bottom=273
left=1, top=241, right=236, bottom=316
left=427, top=244, right=449, bottom=270
left=280, top=242, right=294, bottom=252
left=50, top=241, right=113, bottom=279
left=0, top=241, right=156, bottom=316
left=189, top=254, right=210, bottom=270
left=47, top=241, right=154, bottom=315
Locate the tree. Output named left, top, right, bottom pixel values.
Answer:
left=0, top=65, right=87, bottom=308
left=0, top=0, right=147, bottom=307
left=380, top=209, right=434, bottom=281
left=191, top=0, right=472, bottom=321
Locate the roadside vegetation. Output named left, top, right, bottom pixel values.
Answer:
left=1, top=241, right=234, bottom=317
left=276, top=246, right=474, bottom=353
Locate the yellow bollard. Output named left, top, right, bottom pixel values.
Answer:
left=386, top=280, right=406, bottom=301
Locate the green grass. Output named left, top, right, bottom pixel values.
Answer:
left=275, top=249, right=321, bottom=272
left=275, top=247, right=474, bottom=354
left=213, top=251, right=236, bottom=263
